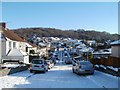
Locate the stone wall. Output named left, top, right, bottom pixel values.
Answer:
left=0, top=66, right=28, bottom=77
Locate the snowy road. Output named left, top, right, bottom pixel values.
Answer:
left=0, top=64, right=119, bottom=89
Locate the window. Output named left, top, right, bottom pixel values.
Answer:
left=32, top=60, right=43, bottom=64
left=26, top=47, right=28, bottom=52
left=9, top=42, right=11, bottom=48
left=13, top=42, right=16, bottom=48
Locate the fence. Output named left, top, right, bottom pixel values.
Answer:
left=90, top=56, right=120, bottom=68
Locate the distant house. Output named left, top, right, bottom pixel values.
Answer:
left=26, top=42, right=38, bottom=55
left=111, top=40, right=120, bottom=57
left=0, top=22, right=29, bottom=64
left=86, top=40, right=96, bottom=46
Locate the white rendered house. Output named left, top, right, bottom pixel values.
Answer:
left=0, top=22, right=29, bottom=64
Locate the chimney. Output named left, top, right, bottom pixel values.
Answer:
left=0, top=22, right=6, bottom=28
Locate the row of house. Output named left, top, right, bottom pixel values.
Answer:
left=0, top=23, right=40, bottom=64
left=0, top=22, right=119, bottom=64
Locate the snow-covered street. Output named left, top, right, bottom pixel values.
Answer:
left=0, top=64, right=118, bottom=89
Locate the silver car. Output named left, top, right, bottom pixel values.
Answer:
left=72, top=60, right=94, bottom=75
left=30, top=59, right=48, bottom=73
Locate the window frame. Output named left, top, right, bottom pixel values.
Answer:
left=13, top=42, right=16, bottom=48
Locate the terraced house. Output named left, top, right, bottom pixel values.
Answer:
left=0, top=22, right=30, bottom=64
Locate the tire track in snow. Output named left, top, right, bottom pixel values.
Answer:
left=26, top=73, right=36, bottom=79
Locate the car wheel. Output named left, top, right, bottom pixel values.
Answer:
left=72, top=68, right=75, bottom=73
left=30, top=70, right=33, bottom=73
left=76, top=70, right=79, bottom=75
left=90, top=72, right=94, bottom=75
left=43, top=69, right=46, bottom=73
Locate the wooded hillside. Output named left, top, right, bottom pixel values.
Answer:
left=12, top=27, right=119, bottom=42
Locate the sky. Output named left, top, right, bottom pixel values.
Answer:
left=1, top=2, right=118, bottom=34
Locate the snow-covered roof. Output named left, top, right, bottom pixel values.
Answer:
left=38, top=42, right=46, bottom=47
left=110, top=40, right=120, bottom=45
left=68, top=39, right=77, bottom=43
left=93, top=48, right=111, bottom=54
left=79, top=47, right=94, bottom=52
left=75, top=42, right=82, bottom=45
left=76, top=45, right=83, bottom=49
left=93, top=52, right=111, bottom=55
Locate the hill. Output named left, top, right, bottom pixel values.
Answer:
left=12, top=27, right=119, bottom=42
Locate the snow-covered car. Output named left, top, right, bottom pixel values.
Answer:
left=30, top=59, right=48, bottom=73
left=45, top=60, right=54, bottom=69
left=72, top=60, right=94, bottom=75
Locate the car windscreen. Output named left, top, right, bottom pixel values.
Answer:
left=32, top=60, right=43, bottom=64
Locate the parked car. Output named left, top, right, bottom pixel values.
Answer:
left=72, top=60, right=94, bottom=75
left=45, top=60, right=54, bottom=69
left=30, top=59, right=48, bottom=73
left=64, top=56, right=73, bottom=64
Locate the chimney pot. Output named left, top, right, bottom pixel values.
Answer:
left=0, top=22, right=6, bottom=28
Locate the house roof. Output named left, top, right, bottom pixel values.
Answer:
left=111, top=40, right=120, bottom=46
left=27, top=42, right=38, bottom=47
left=2, top=28, right=25, bottom=42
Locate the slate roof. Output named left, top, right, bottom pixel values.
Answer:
left=27, top=42, right=38, bottom=47
left=2, top=28, right=25, bottom=42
